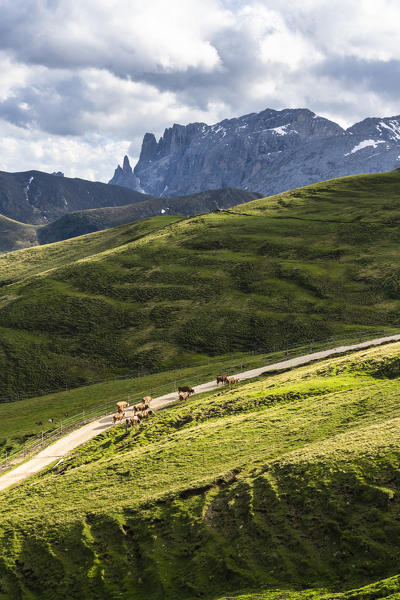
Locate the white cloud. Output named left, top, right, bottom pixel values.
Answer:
left=0, top=118, right=131, bottom=180
left=0, top=0, right=231, bottom=74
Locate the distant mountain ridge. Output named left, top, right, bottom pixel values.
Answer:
left=0, top=182, right=259, bottom=252
left=0, top=169, right=153, bottom=225
left=110, top=107, right=400, bottom=196
left=37, top=188, right=260, bottom=244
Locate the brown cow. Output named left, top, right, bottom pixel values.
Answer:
left=142, top=396, right=153, bottom=405
left=116, top=401, right=128, bottom=413
left=216, top=375, right=228, bottom=385
left=178, top=391, right=190, bottom=401
left=141, top=409, right=153, bottom=419
left=178, top=386, right=195, bottom=395
left=133, top=402, right=149, bottom=413
left=113, top=412, right=125, bottom=424
left=127, top=415, right=141, bottom=427
left=226, top=377, right=239, bottom=386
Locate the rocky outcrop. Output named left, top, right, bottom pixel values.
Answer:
left=118, top=107, right=400, bottom=197
left=108, top=155, right=143, bottom=192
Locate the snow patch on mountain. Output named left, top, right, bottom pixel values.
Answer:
left=379, top=120, right=400, bottom=141
left=269, top=125, right=292, bottom=135
left=345, top=139, right=385, bottom=156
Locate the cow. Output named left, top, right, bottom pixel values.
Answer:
left=133, top=401, right=149, bottom=413
left=141, top=409, right=153, bottom=419
left=142, top=396, right=153, bottom=405
left=35, top=421, right=43, bottom=426
left=227, top=377, right=239, bottom=386
left=116, top=401, right=129, bottom=413
left=113, top=412, right=125, bottom=424
left=178, top=391, right=190, bottom=401
left=64, top=412, right=69, bottom=417
left=216, top=375, right=228, bottom=385
left=178, top=386, right=195, bottom=396
left=126, top=415, right=141, bottom=427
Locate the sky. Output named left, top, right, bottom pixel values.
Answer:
left=0, top=0, right=399, bottom=182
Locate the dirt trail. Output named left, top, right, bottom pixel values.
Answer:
left=1, top=333, right=400, bottom=492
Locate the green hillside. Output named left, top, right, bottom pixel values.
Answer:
left=1, top=341, right=400, bottom=599
left=0, top=213, right=38, bottom=253
left=1, top=171, right=400, bottom=398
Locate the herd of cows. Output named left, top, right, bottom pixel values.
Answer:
left=112, top=376, right=240, bottom=428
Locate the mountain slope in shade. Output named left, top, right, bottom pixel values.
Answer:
left=0, top=213, right=37, bottom=253
left=117, top=107, right=400, bottom=197
left=0, top=169, right=154, bottom=225
left=38, top=188, right=261, bottom=244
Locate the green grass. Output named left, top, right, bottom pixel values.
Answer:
left=2, top=342, right=400, bottom=598
left=0, top=346, right=279, bottom=455
left=0, top=330, right=394, bottom=458
left=1, top=171, right=400, bottom=397
left=214, top=574, right=400, bottom=599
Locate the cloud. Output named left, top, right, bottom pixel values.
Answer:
left=0, top=0, right=230, bottom=74
left=0, top=0, right=399, bottom=181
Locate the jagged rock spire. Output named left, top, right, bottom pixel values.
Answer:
left=122, top=155, right=131, bottom=173
left=108, top=155, right=144, bottom=193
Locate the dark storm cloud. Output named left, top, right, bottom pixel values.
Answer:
left=314, top=56, right=400, bottom=102
left=0, top=75, right=94, bottom=135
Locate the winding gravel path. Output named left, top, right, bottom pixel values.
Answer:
left=1, top=333, right=400, bottom=492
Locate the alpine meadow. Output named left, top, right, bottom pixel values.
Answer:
left=2, top=1, right=400, bottom=598
left=1, top=171, right=400, bottom=401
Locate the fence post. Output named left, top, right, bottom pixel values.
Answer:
left=5, top=451, right=7, bottom=467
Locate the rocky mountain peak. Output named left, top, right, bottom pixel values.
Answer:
left=109, top=106, right=400, bottom=197
left=122, top=155, right=131, bottom=173
left=139, top=133, right=158, bottom=162
left=108, top=154, right=143, bottom=192
left=347, top=115, right=400, bottom=142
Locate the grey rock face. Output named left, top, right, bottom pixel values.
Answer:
left=108, top=155, right=143, bottom=192
left=121, top=107, right=400, bottom=197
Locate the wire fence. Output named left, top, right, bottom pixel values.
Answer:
left=1, top=327, right=399, bottom=405
left=1, top=327, right=398, bottom=474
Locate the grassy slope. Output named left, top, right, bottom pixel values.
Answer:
left=1, top=171, right=400, bottom=397
left=0, top=213, right=38, bottom=253
left=1, top=342, right=400, bottom=598
left=0, top=345, right=294, bottom=454
left=1, top=332, right=390, bottom=456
